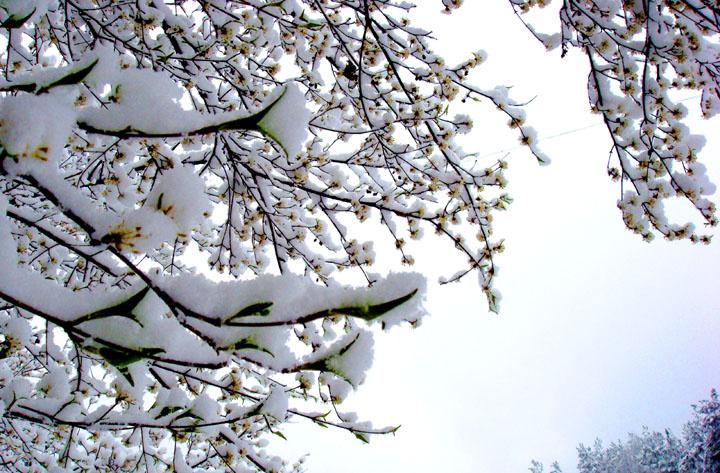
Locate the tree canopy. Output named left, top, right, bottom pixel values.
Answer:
left=0, top=0, right=717, bottom=472
left=530, top=390, right=720, bottom=473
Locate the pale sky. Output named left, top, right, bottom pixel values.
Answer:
left=275, top=2, right=720, bottom=472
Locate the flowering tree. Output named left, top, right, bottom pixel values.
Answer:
left=0, top=0, right=717, bottom=472
left=0, top=0, right=540, bottom=470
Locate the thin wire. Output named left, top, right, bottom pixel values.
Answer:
left=477, top=122, right=601, bottom=159
left=476, top=94, right=702, bottom=160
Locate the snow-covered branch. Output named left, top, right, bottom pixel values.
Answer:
left=510, top=0, right=719, bottom=242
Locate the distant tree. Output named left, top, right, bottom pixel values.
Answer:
left=530, top=459, right=564, bottom=473
left=530, top=390, right=720, bottom=473
left=680, top=390, right=720, bottom=473
left=0, top=0, right=717, bottom=471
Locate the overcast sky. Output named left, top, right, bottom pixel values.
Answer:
left=276, top=2, right=720, bottom=472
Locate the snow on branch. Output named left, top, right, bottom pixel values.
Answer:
left=0, top=0, right=531, bottom=470
left=510, top=0, right=720, bottom=242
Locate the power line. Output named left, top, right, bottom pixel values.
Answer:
left=476, top=94, right=702, bottom=160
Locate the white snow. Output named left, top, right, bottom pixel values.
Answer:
left=257, top=82, right=312, bottom=158
left=0, top=91, right=77, bottom=166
